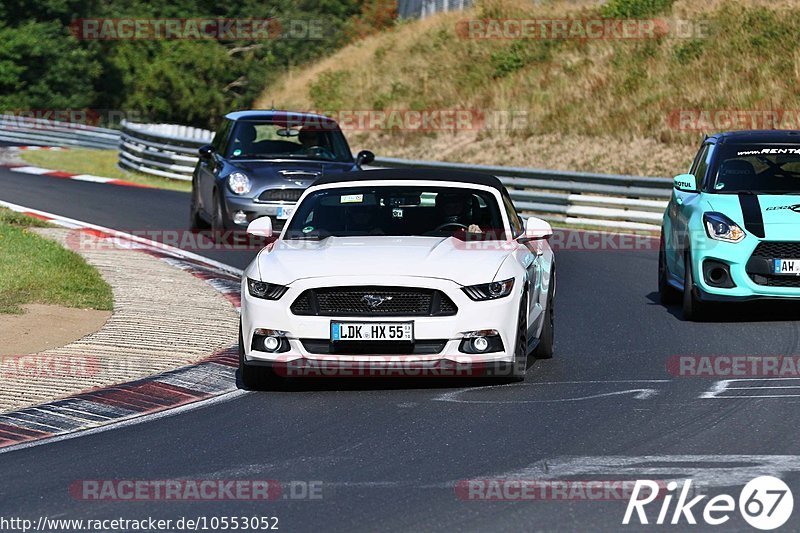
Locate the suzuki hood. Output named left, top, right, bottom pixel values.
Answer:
left=706, top=193, right=800, bottom=239
left=255, top=236, right=516, bottom=286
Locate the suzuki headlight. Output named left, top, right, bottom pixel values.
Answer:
left=228, top=172, right=251, bottom=195
left=704, top=212, right=745, bottom=243
left=462, top=278, right=515, bottom=301
left=247, top=278, right=288, bottom=300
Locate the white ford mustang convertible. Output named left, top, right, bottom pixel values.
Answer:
left=239, top=169, right=556, bottom=387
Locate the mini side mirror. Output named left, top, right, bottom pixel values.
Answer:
left=198, top=144, right=215, bottom=159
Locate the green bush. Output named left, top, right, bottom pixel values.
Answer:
left=0, top=0, right=382, bottom=128
left=600, top=0, right=675, bottom=18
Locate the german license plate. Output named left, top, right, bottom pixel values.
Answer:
left=774, top=259, right=800, bottom=275
left=331, top=322, right=413, bottom=342
left=277, top=206, right=295, bottom=220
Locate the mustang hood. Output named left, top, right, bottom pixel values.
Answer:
left=255, top=236, right=515, bottom=286
left=707, top=193, right=800, bottom=240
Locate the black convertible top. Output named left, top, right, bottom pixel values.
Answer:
left=311, top=168, right=505, bottom=191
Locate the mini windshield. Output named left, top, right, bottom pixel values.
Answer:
left=712, top=145, right=800, bottom=194
left=284, top=186, right=506, bottom=240
left=225, top=120, right=352, bottom=162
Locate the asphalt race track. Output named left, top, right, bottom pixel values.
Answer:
left=3, top=166, right=800, bottom=531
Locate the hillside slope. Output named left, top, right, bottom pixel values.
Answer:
left=257, top=0, right=800, bottom=176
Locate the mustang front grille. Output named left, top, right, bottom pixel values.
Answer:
left=258, top=188, right=303, bottom=202
left=290, top=287, right=458, bottom=317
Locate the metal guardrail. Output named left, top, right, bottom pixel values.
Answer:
left=398, top=0, right=473, bottom=19
left=0, top=115, right=670, bottom=231
left=0, top=114, right=120, bottom=150
left=118, top=120, right=212, bottom=181
left=374, top=157, right=671, bottom=231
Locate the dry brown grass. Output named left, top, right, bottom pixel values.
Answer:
left=256, top=0, right=800, bottom=177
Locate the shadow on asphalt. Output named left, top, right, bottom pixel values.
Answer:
left=646, top=291, right=800, bottom=323
left=235, top=354, right=545, bottom=392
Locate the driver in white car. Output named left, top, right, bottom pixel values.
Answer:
left=435, top=190, right=482, bottom=233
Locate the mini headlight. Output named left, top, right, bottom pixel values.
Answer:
left=462, top=278, right=515, bottom=301
left=247, top=278, right=288, bottom=300
left=703, top=212, right=745, bottom=243
left=228, top=172, right=251, bottom=195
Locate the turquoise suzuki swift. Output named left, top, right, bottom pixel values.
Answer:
left=660, top=130, right=800, bottom=320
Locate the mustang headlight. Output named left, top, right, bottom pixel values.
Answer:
left=228, top=172, right=252, bottom=195
left=462, top=278, right=515, bottom=301
left=247, top=278, right=288, bottom=300
left=704, top=212, right=745, bottom=243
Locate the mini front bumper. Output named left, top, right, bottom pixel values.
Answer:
left=223, top=194, right=296, bottom=227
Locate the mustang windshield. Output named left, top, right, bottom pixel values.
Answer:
left=225, top=120, right=352, bottom=162
left=712, top=145, right=800, bottom=194
left=284, top=186, right=506, bottom=239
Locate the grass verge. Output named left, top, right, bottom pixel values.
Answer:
left=0, top=208, right=113, bottom=314
left=19, top=148, right=192, bottom=192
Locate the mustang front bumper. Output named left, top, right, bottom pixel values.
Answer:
left=240, top=275, right=524, bottom=371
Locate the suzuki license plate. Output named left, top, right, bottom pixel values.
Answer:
left=774, top=259, right=800, bottom=276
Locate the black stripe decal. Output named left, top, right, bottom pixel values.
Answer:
left=738, top=194, right=765, bottom=238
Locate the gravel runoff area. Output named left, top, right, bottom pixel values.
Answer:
left=0, top=228, right=240, bottom=412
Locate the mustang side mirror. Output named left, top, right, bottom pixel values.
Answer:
left=247, top=216, right=273, bottom=238
left=198, top=144, right=215, bottom=159
left=521, top=217, right=553, bottom=241
left=673, top=173, right=697, bottom=192
left=356, top=150, right=375, bottom=168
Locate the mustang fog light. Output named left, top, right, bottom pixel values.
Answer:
left=252, top=328, right=290, bottom=353
left=263, top=336, right=280, bottom=351
left=233, top=210, right=248, bottom=225
left=459, top=330, right=504, bottom=354
left=472, top=337, right=489, bottom=352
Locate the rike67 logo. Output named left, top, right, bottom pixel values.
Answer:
left=624, top=476, right=793, bottom=530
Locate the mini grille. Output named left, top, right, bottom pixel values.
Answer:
left=258, top=189, right=303, bottom=202
left=291, top=287, right=457, bottom=317
left=752, top=242, right=800, bottom=258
